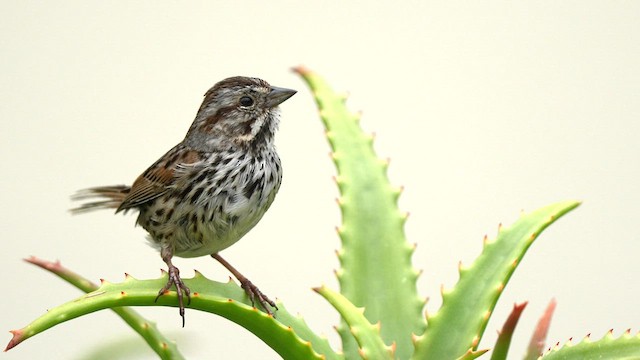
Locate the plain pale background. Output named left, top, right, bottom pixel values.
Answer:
left=1, top=1, right=638, bottom=359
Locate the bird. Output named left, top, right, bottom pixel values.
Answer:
left=71, top=76, right=296, bottom=325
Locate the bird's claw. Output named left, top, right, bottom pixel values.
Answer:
left=156, top=265, right=191, bottom=327
left=240, top=278, right=278, bottom=316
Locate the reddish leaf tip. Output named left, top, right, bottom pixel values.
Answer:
left=515, top=301, right=529, bottom=309
left=291, top=65, right=311, bottom=75
left=4, top=329, right=23, bottom=352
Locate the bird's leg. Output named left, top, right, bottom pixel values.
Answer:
left=156, top=247, right=191, bottom=327
left=211, top=253, right=277, bottom=316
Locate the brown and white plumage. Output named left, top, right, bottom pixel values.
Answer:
left=72, top=76, right=296, bottom=324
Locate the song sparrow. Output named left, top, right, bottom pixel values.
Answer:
left=72, top=76, right=296, bottom=325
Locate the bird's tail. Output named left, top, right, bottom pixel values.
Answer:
left=70, top=185, right=131, bottom=214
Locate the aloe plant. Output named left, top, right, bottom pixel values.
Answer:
left=6, top=68, right=639, bottom=359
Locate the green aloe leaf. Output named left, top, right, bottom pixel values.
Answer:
left=6, top=272, right=340, bottom=360
left=539, top=330, right=640, bottom=359
left=315, top=286, right=394, bottom=360
left=16, top=257, right=185, bottom=360
left=294, top=66, right=425, bottom=360
left=412, top=201, right=581, bottom=359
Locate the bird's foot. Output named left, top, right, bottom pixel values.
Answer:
left=156, top=264, right=191, bottom=327
left=240, top=278, right=278, bottom=316
left=211, top=253, right=277, bottom=316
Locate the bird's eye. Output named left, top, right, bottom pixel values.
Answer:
left=239, top=96, right=254, bottom=107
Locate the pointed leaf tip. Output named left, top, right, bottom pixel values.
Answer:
left=526, top=298, right=557, bottom=359
left=4, top=329, right=23, bottom=352
left=291, top=65, right=311, bottom=75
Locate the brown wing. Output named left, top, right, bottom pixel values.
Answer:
left=116, top=146, right=203, bottom=212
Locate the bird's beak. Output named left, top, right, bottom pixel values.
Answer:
left=267, top=86, right=297, bottom=108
